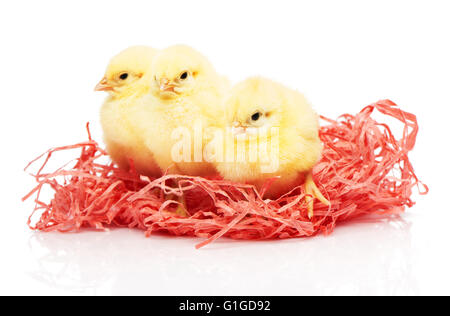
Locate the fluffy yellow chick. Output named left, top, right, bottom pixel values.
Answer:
left=214, top=77, right=329, bottom=218
left=95, top=46, right=162, bottom=177
left=136, top=44, right=229, bottom=177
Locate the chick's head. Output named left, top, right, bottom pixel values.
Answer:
left=225, top=77, right=289, bottom=139
left=151, top=45, right=217, bottom=99
left=95, top=46, right=157, bottom=99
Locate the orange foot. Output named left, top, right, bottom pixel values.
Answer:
left=304, top=172, right=330, bottom=219
left=175, top=196, right=188, bottom=217
left=166, top=193, right=189, bottom=217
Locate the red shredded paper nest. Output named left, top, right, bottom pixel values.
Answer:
left=23, top=100, right=427, bottom=248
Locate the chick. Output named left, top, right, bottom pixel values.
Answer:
left=95, top=46, right=161, bottom=177
left=137, top=44, right=229, bottom=177
left=214, top=77, right=329, bottom=218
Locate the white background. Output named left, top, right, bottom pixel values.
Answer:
left=1, top=0, right=449, bottom=295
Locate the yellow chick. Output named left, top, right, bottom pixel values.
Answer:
left=95, top=46, right=162, bottom=177
left=214, top=77, right=329, bottom=218
left=136, top=44, right=229, bottom=177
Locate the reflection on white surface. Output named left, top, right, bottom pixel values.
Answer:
left=23, top=216, right=419, bottom=295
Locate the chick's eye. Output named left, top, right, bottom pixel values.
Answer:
left=119, top=73, right=128, bottom=80
left=179, top=72, right=188, bottom=80
left=251, top=112, right=262, bottom=121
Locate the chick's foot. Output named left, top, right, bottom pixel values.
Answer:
left=166, top=193, right=189, bottom=217
left=304, top=172, right=330, bottom=219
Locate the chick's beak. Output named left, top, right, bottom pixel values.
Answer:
left=94, top=77, right=114, bottom=92
left=159, top=78, right=175, bottom=92
left=231, top=122, right=247, bottom=135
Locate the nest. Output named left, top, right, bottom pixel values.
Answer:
left=23, top=100, right=427, bottom=248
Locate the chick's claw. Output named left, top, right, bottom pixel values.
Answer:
left=304, top=172, right=330, bottom=219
